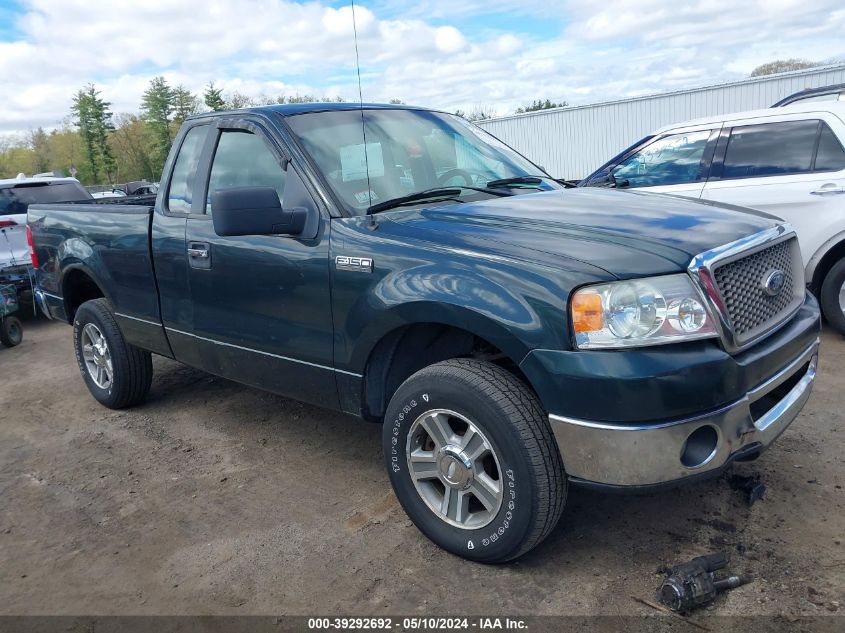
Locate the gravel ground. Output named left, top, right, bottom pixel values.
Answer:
left=0, top=317, right=843, bottom=617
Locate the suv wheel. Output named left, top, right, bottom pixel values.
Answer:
left=820, top=258, right=845, bottom=335
left=73, top=298, right=153, bottom=409
left=383, top=359, right=566, bottom=562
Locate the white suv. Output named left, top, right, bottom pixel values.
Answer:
left=1, top=175, right=91, bottom=292
left=581, top=102, right=845, bottom=333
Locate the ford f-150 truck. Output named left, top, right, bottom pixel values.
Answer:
left=28, top=103, right=821, bottom=562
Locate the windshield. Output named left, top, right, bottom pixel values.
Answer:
left=286, top=108, right=546, bottom=214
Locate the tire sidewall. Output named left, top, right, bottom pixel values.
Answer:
left=1, top=316, right=22, bottom=347
left=384, top=370, right=538, bottom=562
left=821, top=259, right=845, bottom=334
left=73, top=302, right=121, bottom=407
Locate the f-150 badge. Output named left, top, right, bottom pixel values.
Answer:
left=335, top=255, right=373, bottom=272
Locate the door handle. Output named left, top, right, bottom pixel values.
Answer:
left=810, top=184, right=845, bottom=195
left=187, top=241, right=211, bottom=269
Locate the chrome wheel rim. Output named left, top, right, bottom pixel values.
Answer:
left=406, top=409, right=503, bottom=529
left=81, top=323, right=113, bottom=389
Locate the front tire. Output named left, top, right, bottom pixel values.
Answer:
left=820, top=258, right=845, bottom=335
left=0, top=316, right=23, bottom=347
left=73, top=298, right=153, bottom=409
left=383, top=359, right=566, bottom=563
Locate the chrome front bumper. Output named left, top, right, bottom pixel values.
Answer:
left=549, top=339, right=819, bottom=487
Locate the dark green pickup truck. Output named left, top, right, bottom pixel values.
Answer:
left=29, top=104, right=821, bottom=562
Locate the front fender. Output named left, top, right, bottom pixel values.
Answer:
left=335, top=256, right=574, bottom=374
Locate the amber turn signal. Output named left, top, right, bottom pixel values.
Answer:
left=572, top=292, right=604, bottom=333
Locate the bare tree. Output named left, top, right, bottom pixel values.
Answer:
left=750, top=59, right=819, bottom=77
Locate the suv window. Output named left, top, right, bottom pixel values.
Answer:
left=167, top=125, right=208, bottom=213
left=722, top=120, right=818, bottom=179
left=206, top=130, right=286, bottom=212
left=612, top=129, right=712, bottom=187
left=0, top=182, right=91, bottom=215
left=814, top=122, right=845, bottom=171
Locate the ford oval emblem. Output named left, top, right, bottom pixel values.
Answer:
left=763, top=270, right=786, bottom=297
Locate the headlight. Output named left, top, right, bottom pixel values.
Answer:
left=571, top=274, right=718, bottom=349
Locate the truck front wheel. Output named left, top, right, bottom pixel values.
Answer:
left=383, top=359, right=566, bottom=562
left=73, top=298, right=153, bottom=409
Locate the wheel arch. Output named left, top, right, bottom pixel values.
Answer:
left=808, top=236, right=845, bottom=296
left=357, top=306, right=536, bottom=421
left=61, top=263, right=108, bottom=323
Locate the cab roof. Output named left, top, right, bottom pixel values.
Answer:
left=654, top=101, right=845, bottom=134
left=188, top=102, right=443, bottom=121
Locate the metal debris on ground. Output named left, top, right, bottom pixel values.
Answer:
left=728, top=473, right=767, bottom=506
left=658, top=552, right=753, bottom=613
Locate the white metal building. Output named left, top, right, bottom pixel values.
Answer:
left=477, top=64, right=845, bottom=180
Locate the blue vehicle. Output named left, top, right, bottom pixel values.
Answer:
left=28, top=104, right=821, bottom=562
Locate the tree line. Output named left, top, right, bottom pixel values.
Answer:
left=0, top=74, right=568, bottom=184
left=0, top=77, right=357, bottom=184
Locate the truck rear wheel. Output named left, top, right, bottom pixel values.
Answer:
left=73, top=298, right=153, bottom=409
left=383, top=358, right=566, bottom=563
left=820, top=258, right=845, bottom=335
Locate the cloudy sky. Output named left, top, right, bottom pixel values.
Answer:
left=1, top=0, right=844, bottom=133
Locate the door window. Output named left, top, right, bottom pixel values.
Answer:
left=721, top=120, right=818, bottom=179
left=612, top=130, right=712, bottom=187
left=814, top=123, right=845, bottom=172
left=206, top=130, right=286, bottom=212
left=167, top=125, right=208, bottom=213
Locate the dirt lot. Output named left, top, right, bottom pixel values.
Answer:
left=0, top=316, right=843, bottom=617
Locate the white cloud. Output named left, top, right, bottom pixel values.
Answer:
left=0, top=0, right=844, bottom=134
left=434, top=26, right=468, bottom=54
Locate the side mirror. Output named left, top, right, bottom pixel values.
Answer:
left=211, top=186, right=308, bottom=237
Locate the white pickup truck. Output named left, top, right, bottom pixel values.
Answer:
left=581, top=102, right=845, bottom=333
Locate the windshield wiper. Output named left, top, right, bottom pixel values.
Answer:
left=485, top=176, right=548, bottom=189
left=366, top=186, right=512, bottom=215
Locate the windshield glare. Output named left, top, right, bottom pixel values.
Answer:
left=286, top=109, right=544, bottom=213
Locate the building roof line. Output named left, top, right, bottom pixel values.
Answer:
left=481, top=63, right=845, bottom=124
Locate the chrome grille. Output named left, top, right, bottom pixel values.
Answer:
left=712, top=237, right=802, bottom=341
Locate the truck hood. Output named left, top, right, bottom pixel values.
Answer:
left=383, top=187, right=781, bottom=279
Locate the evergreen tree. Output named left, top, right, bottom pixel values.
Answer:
left=203, top=82, right=226, bottom=111
left=29, top=128, right=51, bottom=174
left=71, top=87, right=100, bottom=182
left=141, top=76, right=176, bottom=174
left=90, top=91, right=116, bottom=182
left=173, top=85, right=199, bottom=126
left=70, top=84, right=117, bottom=182
left=515, top=99, right=567, bottom=114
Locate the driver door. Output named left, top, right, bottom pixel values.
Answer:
left=180, top=119, right=338, bottom=409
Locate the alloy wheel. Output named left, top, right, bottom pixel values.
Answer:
left=406, top=409, right=503, bottom=529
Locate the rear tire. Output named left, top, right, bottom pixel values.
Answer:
left=383, top=358, right=566, bottom=563
left=73, top=298, right=153, bottom=409
left=820, top=258, right=845, bottom=335
left=0, top=316, right=23, bottom=347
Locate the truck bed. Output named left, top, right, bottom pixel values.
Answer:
left=28, top=201, right=160, bottom=325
